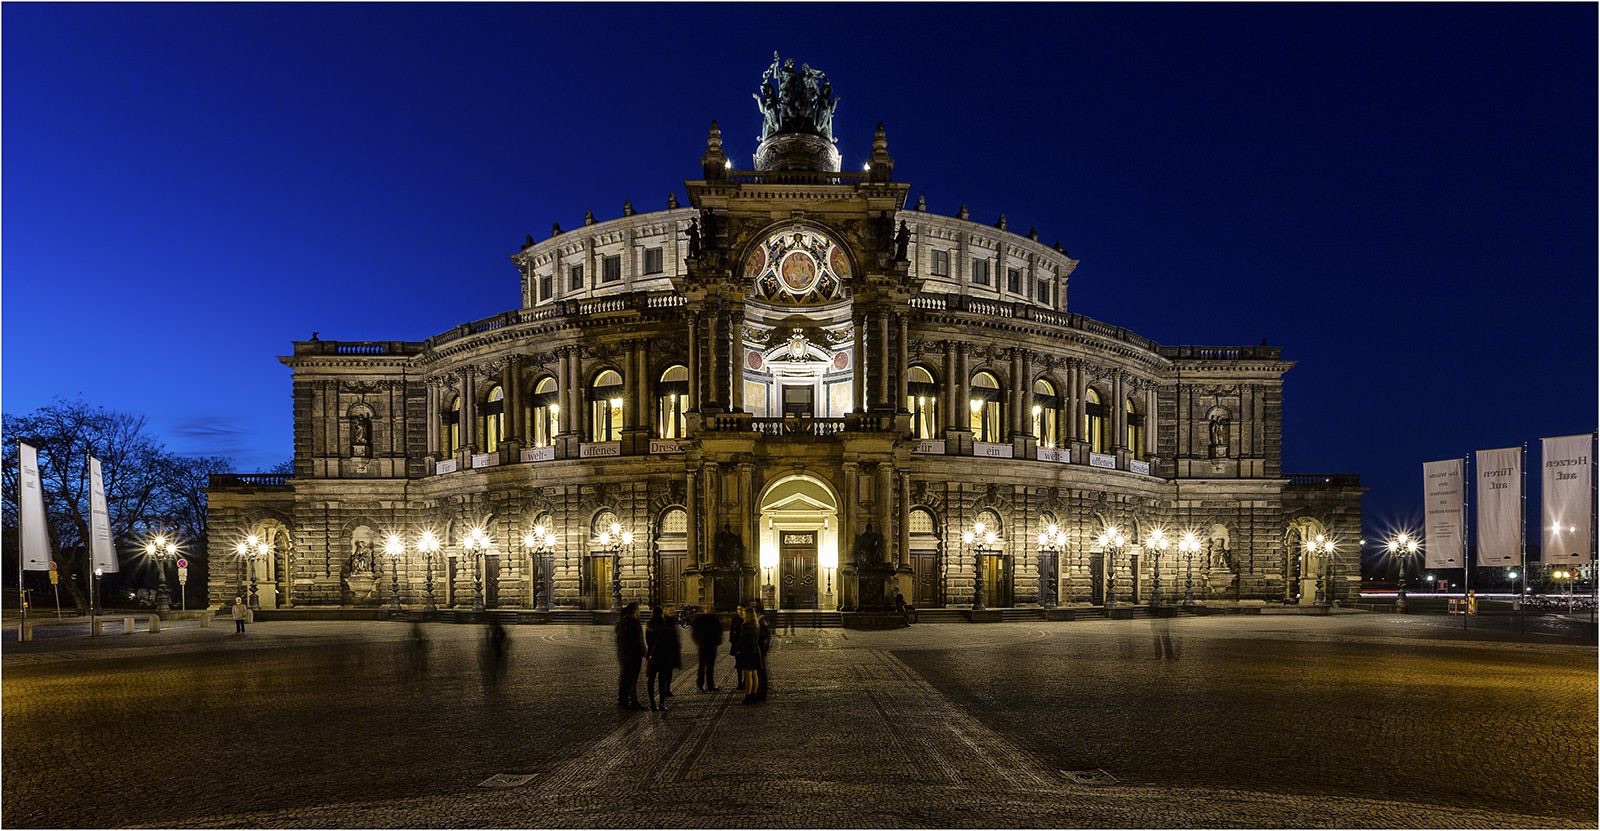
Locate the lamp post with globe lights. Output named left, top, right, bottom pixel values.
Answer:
left=1035, top=524, right=1066, bottom=610
left=1305, top=535, right=1336, bottom=605
left=383, top=534, right=404, bottom=612
left=143, top=534, right=179, bottom=612
left=961, top=521, right=999, bottom=611
left=1386, top=532, right=1419, bottom=612
left=1179, top=531, right=1201, bottom=607
left=1097, top=527, right=1127, bottom=608
left=416, top=530, right=440, bottom=612
left=523, top=524, right=557, bottom=612
left=1145, top=529, right=1169, bottom=608
left=234, top=535, right=273, bottom=609
left=597, top=521, right=633, bottom=610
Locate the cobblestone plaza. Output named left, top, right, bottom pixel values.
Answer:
left=3, top=615, right=1594, bottom=828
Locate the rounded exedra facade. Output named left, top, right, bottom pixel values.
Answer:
left=207, top=56, right=1363, bottom=619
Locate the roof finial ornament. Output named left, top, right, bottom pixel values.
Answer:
left=622, top=200, right=635, bottom=217
left=667, top=192, right=680, bottom=209
left=915, top=195, right=927, bottom=212
left=707, top=119, right=723, bottom=152
left=957, top=204, right=970, bottom=220
left=996, top=214, right=1008, bottom=231
left=584, top=210, right=597, bottom=226
left=702, top=119, right=729, bottom=179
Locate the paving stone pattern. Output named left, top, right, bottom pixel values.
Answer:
left=2, top=615, right=1594, bottom=828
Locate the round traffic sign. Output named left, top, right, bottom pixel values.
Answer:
left=176, top=558, right=189, bottom=569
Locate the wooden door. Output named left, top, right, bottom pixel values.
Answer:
left=779, top=531, right=818, bottom=609
left=589, top=556, right=612, bottom=609
left=657, top=549, right=686, bottom=607
left=983, top=554, right=1011, bottom=608
left=1088, top=553, right=1104, bottom=606
left=484, top=554, right=500, bottom=608
left=911, top=550, right=940, bottom=607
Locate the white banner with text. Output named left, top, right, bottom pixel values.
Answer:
left=1422, top=458, right=1463, bottom=569
left=18, top=443, right=52, bottom=571
left=1474, top=446, right=1521, bottom=567
left=88, top=457, right=119, bottom=573
left=1541, top=434, right=1593, bottom=565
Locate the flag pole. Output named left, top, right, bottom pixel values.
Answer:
left=16, top=443, right=26, bottom=641
left=83, top=447, right=94, bottom=634
left=1462, top=453, right=1471, bottom=630
left=1520, top=442, right=1528, bottom=636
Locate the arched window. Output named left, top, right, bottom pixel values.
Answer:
left=527, top=376, right=558, bottom=448
left=590, top=370, right=624, bottom=443
left=444, top=395, right=462, bottom=454
left=481, top=385, right=504, bottom=454
left=1126, top=397, right=1145, bottom=459
left=657, top=365, right=689, bottom=439
left=907, top=365, right=940, bottom=440
left=1032, top=378, right=1061, bottom=448
left=1084, top=388, right=1108, bottom=454
left=969, top=371, right=1004, bottom=443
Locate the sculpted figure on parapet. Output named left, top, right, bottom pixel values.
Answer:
left=753, top=52, right=841, bottom=143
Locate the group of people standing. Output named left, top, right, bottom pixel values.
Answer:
left=616, top=601, right=773, bottom=710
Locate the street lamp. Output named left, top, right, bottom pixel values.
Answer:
left=1551, top=568, right=1574, bottom=612
left=820, top=541, right=838, bottom=610
left=1145, top=529, right=1169, bottom=608
left=143, top=533, right=179, bottom=613
left=234, top=534, right=273, bottom=610
left=383, top=534, right=404, bottom=613
left=1385, top=532, right=1419, bottom=612
left=463, top=526, right=490, bottom=612
left=597, top=522, right=633, bottom=611
left=1035, top=524, right=1067, bottom=610
left=523, top=524, right=556, bottom=612
left=416, top=529, right=440, bottom=612
left=1306, top=535, right=1336, bottom=605
left=1096, top=527, right=1126, bottom=608
left=1179, top=531, right=1200, bottom=607
left=961, top=521, right=999, bottom=611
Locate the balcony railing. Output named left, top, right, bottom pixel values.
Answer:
left=1285, top=473, right=1362, bottom=487
left=208, top=473, right=293, bottom=489
left=427, top=291, right=686, bottom=350
left=291, top=340, right=423, bottom=357
left=749, top=417, right=847, bottom=437
left=725, top=169, right=872, bottom=187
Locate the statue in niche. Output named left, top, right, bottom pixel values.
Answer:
left=350, top=415, right=372, bottom=458
left=348, top=540, right=374, bottom=575
left=1209, top=411, right=1229, bottom=447
left=894, top=220, right=911, bottom=261
left=713, top=524, right=744, bottom=568
left=853, top=523, right=885, bottom=567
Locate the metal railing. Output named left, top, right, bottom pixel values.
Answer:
left=208, top=473, right=293, bottom=489
left=1285, top=473, right=1362, bottom=487
left=749, top=417, right=847, bottom=437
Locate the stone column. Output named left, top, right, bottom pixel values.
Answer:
left=425, top=381, right=439, bottom=458
left=686, top=313, right=700, bottom=412
left=460, top=368, right=478, bottom=454
left=686, top=467, right=700, bottom=564
left=501, top=361, right=519, bottom=450
left=730, top=307, right=746, bottom=412
left=707, top=301, right=723, bottom=410
left=636, top=341, right=649, bottom=430
left=1112, top=372, right=1127, bottom=452
left=955, top=344, right=970, bottom=425
left=1146, top=385, right=1159, bottom=458
left=852, top=312, right=866, bottom=413
left=876, top=309, right=890, bottom=409
left=1010, top=350, right=1025, bottom=437
left=896, top=313, right=910, bottom=413
left=897, top=471, right=911, bottom=569
left=842, top=461, right=859, bottom=610
left=942, top=340, right=957, bottom=433
left=1020, top=352, right=1034, bottom=433
left=1067, top=361, right=1081, bottom=442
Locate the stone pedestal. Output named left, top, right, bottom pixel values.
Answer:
left=343, top=574, right=379, bottom=607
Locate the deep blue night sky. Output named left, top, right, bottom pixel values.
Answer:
left=4, top=4, right=1595, bottom=538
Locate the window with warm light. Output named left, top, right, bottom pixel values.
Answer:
left=907, top=365, right=940, bottom=439
left=657, top=365, right=689, bottom=439
left=590, top=370, right=624, bottom=442
left=482, top=385, right=504, bottom=453
left=1033, top=378, right=1060, bottom=447
left=969, top=371, right=1003, bottom=442
left=1084, top=388, right=1108, bottom=454
left=528, top=376, right=558, bottom=447
left=1126, top=397, right=1145, bottom=458
left=445, top=395, right=462, bottom=454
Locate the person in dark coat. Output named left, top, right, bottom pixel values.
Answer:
left=645, top=603, right=682, bottom=710
left=615, top=602, right=645, bottom=710
left=728, top=604, right=745, bottom=665
left=691, top=607, right=724, bottom=691
left=734, top=606, right=764, bottom=704
left=752, top=600, right=774, bottom=701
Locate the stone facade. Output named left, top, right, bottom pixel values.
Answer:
left=206, top=84, right=1363, bottom=615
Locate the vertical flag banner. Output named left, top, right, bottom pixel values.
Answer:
left=88, top=457, right=119, bottom=574
left=1541, top=434, right=1593, bottom=565
left=18, top=443, right=52, bottom=570
left=1475, top=447, right=1521, bottom=566
left=1422, top=459, right=1464, bottom=568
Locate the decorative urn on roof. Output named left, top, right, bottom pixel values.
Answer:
left=751, top=52, right=843, bottom=173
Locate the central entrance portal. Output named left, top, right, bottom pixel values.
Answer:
left=759, top=474, right=840, bottom=611
left=779, top=531, right=819, bottom=609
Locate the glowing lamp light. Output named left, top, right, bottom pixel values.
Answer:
left=609, top=397, right=622, bottom=409
left=819, top=545, right=838, bottom=570
left=417, top=530, right=440, bottom=553
left=523, top=532, right=537, bottom=548
left=970, top=399, right=983, bottom=413
left=984, top=531, right=998, bottom=546
left=621, top=531, right=634, bottom=546
left=760, top=545, right=778, bottom=570
left=598, top=531, right=612, bottom=546
left=962, top=530, right=975, bottom=545
left=609, top=522, right=622, bottom=537
left=235, top=542, right=248, bottom=556
left=384, top=534, right=403, bottom=557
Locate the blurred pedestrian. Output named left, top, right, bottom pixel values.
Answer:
left=691, top=606, right=724, bottom=691
left=735, top=606, right=764, bottom=704
left=406, top=621, right=428, bottom=679
left=231, top=596, right=247, bottom=634
left=615, top=602, right=645, bottom=710
left=482, top=616, right=509, bottom=687
left=728, top=603, right=745, bottom=666
left=645, top=602, right=681, bottom=710
left=753, top=600, right=773, bottom=701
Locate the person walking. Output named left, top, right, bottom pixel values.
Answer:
left=691, top=606, right=724, bottom=691
left=735, top=606, right=764, bottom=705
left=644, top=602, right=681, bottom=710
left=231, top=596, right=247, bottom=634
left=615, top=602, right=645, bottom=710
left=728, top=603, right=745, bottom=669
